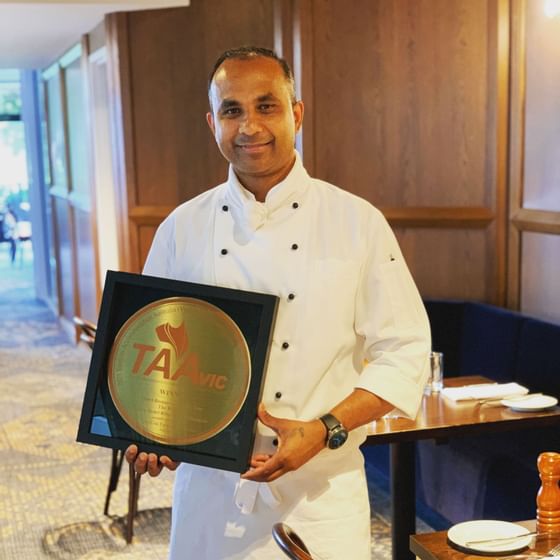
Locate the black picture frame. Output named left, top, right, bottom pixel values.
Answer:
left=77, top=270, right=279, bottom=473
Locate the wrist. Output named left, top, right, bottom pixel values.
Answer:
left=318, top=413, right=348, bottom=450
left=313, top=418, right=328, bottom=448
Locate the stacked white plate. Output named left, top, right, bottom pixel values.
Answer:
left=447, top=520, right=533, bottom=554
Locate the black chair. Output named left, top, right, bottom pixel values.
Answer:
left=73, top=316, right=141, bottom=544
left=272, top=523, right=315, bottom=560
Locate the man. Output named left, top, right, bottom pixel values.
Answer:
left=3, top=206, right=18, bottom=264
left=126, top=46, right=430, bottom=559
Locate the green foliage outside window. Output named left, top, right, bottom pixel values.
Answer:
left=0, top=82, right=22, bottom=118
left=0, top=75, right=28, bottom=207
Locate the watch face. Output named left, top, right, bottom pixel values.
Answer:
left=328, top=428, right=348, bottom=449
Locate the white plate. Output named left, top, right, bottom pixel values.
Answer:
left=447, top=520, right=532, bottom=554
left=501, top=394, right=558, bottom=412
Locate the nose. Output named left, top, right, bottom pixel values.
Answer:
left=238, top=110, right=263, bottom=135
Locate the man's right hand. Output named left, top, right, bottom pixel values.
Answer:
left=125, top=444, right=179, bottom=477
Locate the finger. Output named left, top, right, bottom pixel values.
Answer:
left=252, top=453, right=272, bottom=462
left=241, top=454, right=285, bottom=482
left=250, top=453, right=272, bottom=468
left=125, top=444, right=138, bottom=464
left=147, top=453, right=163, bottom=477
left=160, top=456, right=179, bottom=471
left=242, top=465, right=286, bottom=483
left=257, top=404, right=281, bottom=431
left=134, top=451, right=148, bottom=474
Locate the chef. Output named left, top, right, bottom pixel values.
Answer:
left=126, top=45, right=431, bottom=560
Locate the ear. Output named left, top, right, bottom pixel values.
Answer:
left=292, top=100, right=304, bottom=133
left=206, top=111, right=216, bottom=136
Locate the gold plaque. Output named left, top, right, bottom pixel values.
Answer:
left=77, top=271, right=278, bottom=472
left=108, top=297, right=251, bottom=445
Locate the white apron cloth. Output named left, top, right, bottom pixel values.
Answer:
left=143, top=152, right=431, bottom=559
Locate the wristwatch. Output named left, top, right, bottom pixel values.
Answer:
left=319, top=413, right=348, bottom=449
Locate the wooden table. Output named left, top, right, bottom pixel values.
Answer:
left=363, top=376, right=560, bottom=560
left=410, top=520, right=560, bottom=559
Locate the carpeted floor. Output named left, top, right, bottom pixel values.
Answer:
left=0, top=249, right=430, bottom=559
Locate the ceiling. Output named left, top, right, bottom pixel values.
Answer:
left=0, top=0, right=191, bottom=69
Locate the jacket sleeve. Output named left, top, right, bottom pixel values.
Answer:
left=354, top=209, right=431, bottom=419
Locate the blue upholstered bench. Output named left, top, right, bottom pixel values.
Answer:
left=362, top=300, right=560, bottom=528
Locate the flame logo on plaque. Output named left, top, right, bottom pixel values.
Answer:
left=108, top=297, right=251, bottom=445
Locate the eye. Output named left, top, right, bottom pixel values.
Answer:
left=258, top=103, right=276, bottom=112
left=221, top=107, right=241, bottom=117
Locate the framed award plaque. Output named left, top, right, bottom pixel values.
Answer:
left=77, top=271, right=279, bottom=473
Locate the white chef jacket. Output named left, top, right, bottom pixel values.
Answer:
left=143, top=152, right=431, bottom=560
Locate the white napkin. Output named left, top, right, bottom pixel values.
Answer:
left=441, top=382, right=529, bottom=402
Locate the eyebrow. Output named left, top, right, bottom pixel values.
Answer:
left=218, top=92, right=280, bottom=112
left=256, top=93, right=278, bottom=103
left=218, top=99, right=240, bottom=111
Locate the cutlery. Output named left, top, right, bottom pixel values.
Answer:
left=466, top=530, right=537, bottom=546
left=505, top=393, right=543, bottom=402
left=478, top=393, right=543, bottom=406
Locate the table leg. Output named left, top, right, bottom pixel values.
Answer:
left=390, top=441, right=416, bottom=560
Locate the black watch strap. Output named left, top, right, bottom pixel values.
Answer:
left=319, top=413, right=341, bottom=437
left=319, top=413, right=348, bottom=449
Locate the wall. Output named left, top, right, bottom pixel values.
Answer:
left=507, top=0, right=560, bottom=324
left=278, top=0, right=509, bottom=304
left=39, top=0, right=560, bottom=325
left=106, top=0, right=275, bottom=273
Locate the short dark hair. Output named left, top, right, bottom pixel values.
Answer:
left=208, top=46, right=296, bottom=106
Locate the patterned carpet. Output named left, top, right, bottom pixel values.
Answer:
left=0, top=249, right=428, bottom=559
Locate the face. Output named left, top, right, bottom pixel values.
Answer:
left=207, top=56, right=304, bottom=199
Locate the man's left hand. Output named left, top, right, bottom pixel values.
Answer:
left=241, top=404, right=326, bottom=482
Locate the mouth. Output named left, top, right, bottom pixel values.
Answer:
left=236, top=141, right=273, bottom=154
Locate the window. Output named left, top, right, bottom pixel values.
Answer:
left=0, top=69, right=29, bottom=221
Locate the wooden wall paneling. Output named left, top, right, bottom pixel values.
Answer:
left=87, top=44, right=123, bottom=293
left=507, top=0, right=526, bottom=309
left=307, top=0, right=491, bottom=206
left=382, top=206, right=494, bottom=228
left=43, top=62, right=76, bottom=331
left=129, top=205, right=174, bottom=226
left=492, top=0, right=511, bottom=305
left=81, top=34, right=102, bottom=313
left=73, top=204, right=98, bottom=322
left=512, top=209, right=560, bottom=234
left=88, top=20, right=106, bottom=54
left=105, top=11, right=137, bottom=272
left=138, top=224, right=159, bottom=270
left=126, top=7, right=208, bottom=209
left=63, top=43, right=99, bottom=326
left=45, top=66, right=67, bottom=191
left=292, top=0, right=314, bottom=169
left=53, top=196, right=75, bottom=322
left=273, top=0, right=294, bottom=73
left=288, top=0, right=507, bottom=303
left=106, top=2, right=276, bottom=273
left=395, top=227, right=490, bottom=301
left=59, top=45, right=86, bottom=337
left=197, top=0, right=275, bottom=99
left=126, top=0, right=275, bottom=204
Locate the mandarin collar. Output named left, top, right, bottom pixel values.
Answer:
left=225, top=151, right=309, bottom=232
